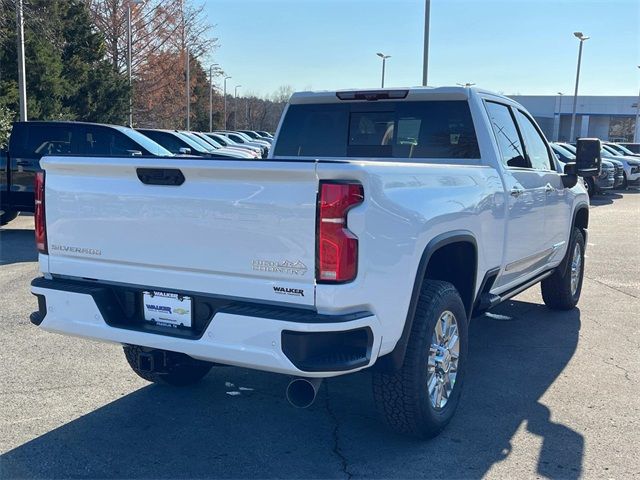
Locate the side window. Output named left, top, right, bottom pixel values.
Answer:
left=111, top=132, right=140, bottom=156
left=143, top=132, right=183, bottom=154
left=80, top=127, right=140, bottom=156
left=485, top=102, right=527, bottom=168
left=16, top=124, right=74, bottom=159
left=514, top=110, right=552, bottom=171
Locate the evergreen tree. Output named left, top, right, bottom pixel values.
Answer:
left=0, top=0, right=129, bottom=123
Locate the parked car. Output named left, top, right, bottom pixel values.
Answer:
left=219, top=130, right=271, bottom=150
left=30, top=86, right=599, bottom=438
left=618, top=143, right=640, bottom=154
left=215, top=131, right=269, bottom=157
left=1, top=121, right=172, bottom=225
left=551, top=143, right=614, bottom=197
left=137, top=129, right=244, bottom=159
left=255, top=130, right=274, bottom=139
left=560, top=143, right=625, bottom=188
left=202, top=132, right=263, bottom=158
left=605, top=142, right=640, bottom=158
left=192, top=132, right=259, bottom=158
left=204, top=132, right=266, bottom=158
left=177, top=131, right=254, bottom=159
left=238, top=130, right=273, bottom=144
left=600, top=144, right=640, bottom=188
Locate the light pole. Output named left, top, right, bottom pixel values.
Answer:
left=569, top=32, right=589, bottom=142
left=377, top=53, right=391, bottom=88
left=223, top=76, right=231, bottom=129
left=422, top=0, right=430, bottom=86
left=556, top=92, right=564, bottom=141
left=234, top=85, right=242, bottom=130
left=127, top=0, right=144, bottom=126
left=634, top=65, right=640, bottom=143
left=185, top=45, right=190, bottom=130
left=209, top=63, right=220, bottom=132
left=15, top=0, right=27, bottom=121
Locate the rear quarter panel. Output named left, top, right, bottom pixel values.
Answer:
left=315, top=161, right=505, bottom=356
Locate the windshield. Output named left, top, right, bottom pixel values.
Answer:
left=561, top=144, right=576, bottom=154
left=602, top=145, right=620, bottom=156
left=610, top=144, right=636, bottom=156
left=233, top=132, right=254, bottom=142
left=551, top=144, right=576, bottom=160
left=115, top=126, right=173, bottom=156
left=193, top=133, right=222, bottom=149
left=175, top=132, right=213, bottom=153
left=227, top=133, right=246, bottom=144
left=274, top=100, right=479, bottom=159
left=207, top=134, right=229, bottom=146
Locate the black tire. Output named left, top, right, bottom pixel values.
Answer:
left=0, top=210, right=18, bottom=226
left=372, top=280, right=468, bottom=439
left=584, top=178, right=595, bottom=198
left=541, top=228, right=585, bottom=310
left=621, top=172, right=628, bottom=190
left=123, top=345, right=213, bottom=386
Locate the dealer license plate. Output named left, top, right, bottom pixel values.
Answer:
left=142, top=291, right=192, bottom=328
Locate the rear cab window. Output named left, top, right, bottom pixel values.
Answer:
left=10, top=123, right=77, bottom=159
left=274, top=100, right=480, bottom=160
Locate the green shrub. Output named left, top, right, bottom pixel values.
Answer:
left=0, top=106, right=14, bottom=150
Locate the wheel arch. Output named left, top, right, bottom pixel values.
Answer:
left=373, top=230, right=478, bottom=373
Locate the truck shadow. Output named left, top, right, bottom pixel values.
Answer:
left=1, top=300, right=583, bottom=479
left=0, top=229, right=37, bottom=265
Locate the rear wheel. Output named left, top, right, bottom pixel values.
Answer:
left=0, top=210, right=18, bottom=226
left=541, top=227, right=585, bottom=310
left=123, top=345, right=213, bottom=386
left=372, top=280, right=468, bottom=439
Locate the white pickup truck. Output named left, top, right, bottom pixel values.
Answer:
left=30, top=87, right=601, bottom=438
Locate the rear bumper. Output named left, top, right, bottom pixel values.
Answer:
left=30, top=277, right=380, bottom=378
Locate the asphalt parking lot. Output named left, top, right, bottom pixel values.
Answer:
left=1, top=192, right=638, bottom=479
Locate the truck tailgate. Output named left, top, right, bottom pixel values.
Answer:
left=42, top=156, right=318, bottom=306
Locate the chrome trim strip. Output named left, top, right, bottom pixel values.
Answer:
left=505, top=248, right=553, bottom=272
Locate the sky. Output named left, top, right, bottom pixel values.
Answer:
left=203, top=0, right=640, bottom=98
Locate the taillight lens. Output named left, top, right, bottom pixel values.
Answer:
left=34, top=171, right=47, bottom=254
left=317, top=182, right=364, bottom=283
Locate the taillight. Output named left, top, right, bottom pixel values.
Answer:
left=34, top=171, right=47, bottom=254
left=317, top=182, right=364, bottom=283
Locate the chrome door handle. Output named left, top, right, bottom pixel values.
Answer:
left=544, top=183, right=554, bottom=193
left=510, top=187, right=524, bottom=198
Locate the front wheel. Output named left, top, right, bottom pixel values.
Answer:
left=584, top=178, right=595, bottom=198
left=123, top=345, right=213, bottom=386
left=621, top=172, right=628, bottom=190
left=372, top=280, right=468, bottom=439
left=541, top=228, right=585, bottom=310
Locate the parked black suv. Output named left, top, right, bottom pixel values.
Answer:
left=1, top=121, right=171, bottom=225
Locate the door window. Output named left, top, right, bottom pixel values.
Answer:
left=515, top=110, right=552, bottom=171
left=80, top=126, right=140, bottom=156
left=484, top=102, right=527, bottom=168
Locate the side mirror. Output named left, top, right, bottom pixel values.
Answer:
left=575, top=138, right=601, bottom=177
left=561, top=163, right=578, bottom=188
left=179, top=147, right=191, bottom=155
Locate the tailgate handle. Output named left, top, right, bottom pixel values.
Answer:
left=136, top=168, right=185, bottom=186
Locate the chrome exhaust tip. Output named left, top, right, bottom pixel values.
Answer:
left=285, top=377, right=323, bottom=408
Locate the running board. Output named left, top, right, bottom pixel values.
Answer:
left=476, top=269, right=555, bottom=314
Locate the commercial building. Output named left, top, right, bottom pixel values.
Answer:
left=509, top=95, right=639, bottom=142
